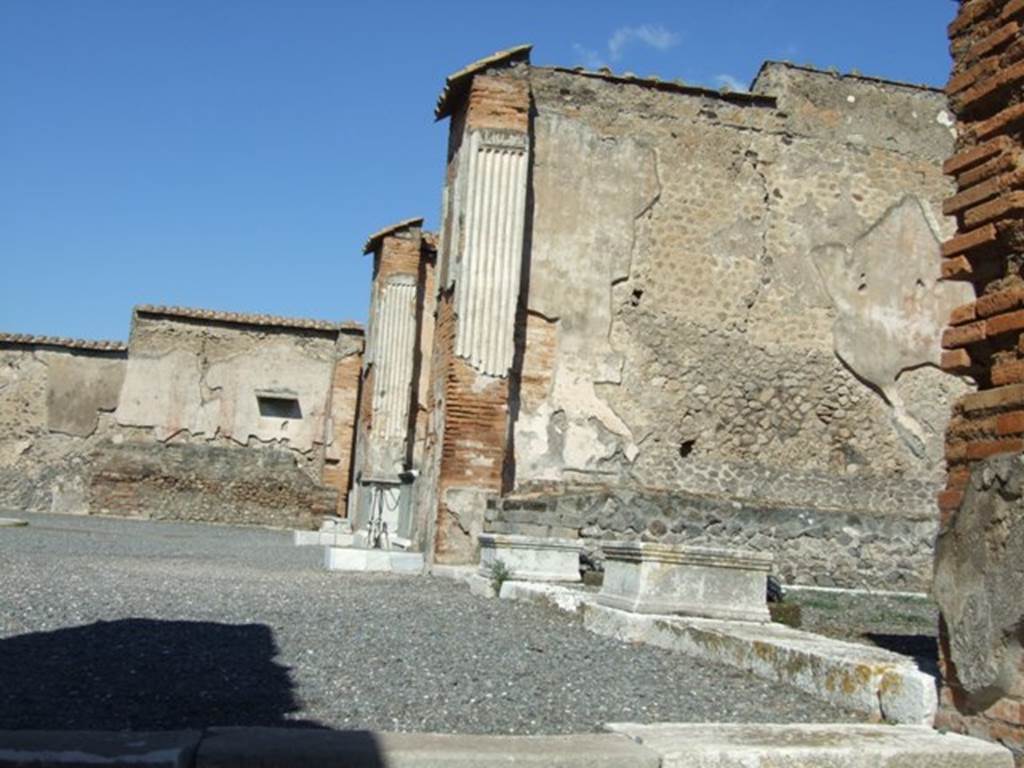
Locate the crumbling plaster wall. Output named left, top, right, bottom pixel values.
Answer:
left=115, top=314, right=337, bottom=478
left=514, top=65, right=971, bottom=526
left=0, top=345, right=126, bottom=513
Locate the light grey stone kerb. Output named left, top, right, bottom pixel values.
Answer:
left=478, top=532, right=582, bottom=582
left=604, top=722, right=1013, bottom=768
left=598, top=541, right=772, bottom=622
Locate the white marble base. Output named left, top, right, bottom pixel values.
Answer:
left=478, top=533, right=582, bottom=583
left=294, top=517, right=357, bottom=547
left=324, top=546, right=424, bottom=574
left=597, top=541, right=772, bottom=622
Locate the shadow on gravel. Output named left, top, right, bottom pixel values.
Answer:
left=0, top=618, right=325, bottom=730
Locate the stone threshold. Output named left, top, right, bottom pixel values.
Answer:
left=0, top=724, right=1009, bottom=768
left=471, top=578, right=938, bottom=726
left=324, top=546, right=424, bottom=574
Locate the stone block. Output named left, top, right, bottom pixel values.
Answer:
left=583, top=603, right=937, bottom=724
left=597, top=541, right=772, bottom=622
left=324, top=547, right=424, bottom=574
left=478, top=533, right=582, bottom=582
left=603, top=723, right=1013, bottom=767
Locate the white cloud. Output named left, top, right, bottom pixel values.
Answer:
left=715, top=73, right=748, bottom=92
left=607, top=24, right=678, bottom=60
left=572, top=42, right=607, bottom=70
left=573, top=24, right=679, bottom=69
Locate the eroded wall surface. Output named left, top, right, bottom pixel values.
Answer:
left=510, top=65, right=970, bottom=580
left=116, top=313, right=338, bottom=471
left=0, top=313, right=362, bottom=529
left=0, top=344, right=126, bottom=513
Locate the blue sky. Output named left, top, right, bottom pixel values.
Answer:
left=2, top=1, right=957, bottom=341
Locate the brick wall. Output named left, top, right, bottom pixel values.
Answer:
left=425, top=67, right=530, bottom=563
left=323, top=349, right=362, bottom=514
left=429, top=291, right=510, bottom=562
left=938, top=0, right=1024, bottom=760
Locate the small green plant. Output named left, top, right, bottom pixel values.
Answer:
left=487, top=559, right=512, bottom=595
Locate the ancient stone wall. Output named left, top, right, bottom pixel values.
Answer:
left=515, top=64, right=967, bottom=519
left=0, top=309, right=363, bottom=530
left=88, top=441, right=336, bottom=528
left=116, top=308, right=342, bottom=475
left=461, top=61, right=968, bottom=590
left=0, top=337, right=126, bottom=513
left=934, top=0, right=1024, bottom=760
left=489, top=488, right=935, bottom=591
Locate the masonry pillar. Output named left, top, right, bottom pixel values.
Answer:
left=350, top=219, right=436, bottom=545
left=321, top=326, right=364, bottom=516
left=934, top=1, right=1024, bottom=761
left=421, top=46, right=532, bottom=563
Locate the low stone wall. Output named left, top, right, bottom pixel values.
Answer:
left=88, top=442, right=337, bottom=529
left=489, top=487, right=935, bottom=592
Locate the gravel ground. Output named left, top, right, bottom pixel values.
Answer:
left=0, top=512, right=863, bottom=733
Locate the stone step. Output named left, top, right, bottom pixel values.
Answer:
left=604, top=723, right=1013, bottom=767
left=0, top=726, right=1008, bottom=768
left=324, top=546, right=424, bottom=574
left=198, top=727, right=658, bottom=768
left=292, top=530, right=358, bottom=547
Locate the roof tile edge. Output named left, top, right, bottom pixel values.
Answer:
left=362, top=217, right=425, bottom=255
left=0, top=332, right=128, bottom=353
left=435, top=44, right=532, bottom=120
left=133, top=305, right=363, bottom=334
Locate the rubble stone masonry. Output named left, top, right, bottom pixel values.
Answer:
left=935, top=1, right=1024, bottom=762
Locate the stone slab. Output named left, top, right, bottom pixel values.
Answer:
left=0, top=731, right=201, bottom=768
left=293, top=530, right=358, bottom=547
left=604, top=723, right=1013, bottom=767
left=324, top=546, right=424, bottom=574
left=584, top=603, right=937, bottom=725
left=598, top=541, right=772, bottom=622
left=478, top=533, right=581, bottom=583
left=198, top=727, right=659, bottom=768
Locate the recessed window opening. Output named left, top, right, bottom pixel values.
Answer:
left=257, top=395, right=302, bottom=419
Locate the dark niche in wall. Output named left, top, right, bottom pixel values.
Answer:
left=257, top=395, right=302, bottom=419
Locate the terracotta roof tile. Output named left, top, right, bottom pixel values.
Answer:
left=362, top=217, right=425, bottom=255
left=0, top=332, right=127, bottom=353
left=134, top=305, right=363, bottom=334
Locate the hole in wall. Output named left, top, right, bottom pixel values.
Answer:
left=678, top=439, right=695, bottom=458
left=631, top=289, right=644, bottom=307
left=257, top=396, right=302, bottom=419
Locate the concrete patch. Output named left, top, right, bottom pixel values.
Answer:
left=197, top=727, right=659, bottom=768
left=0, top=731, right=201, bottom=768
left=604, top=723, right=1012, bottom=767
